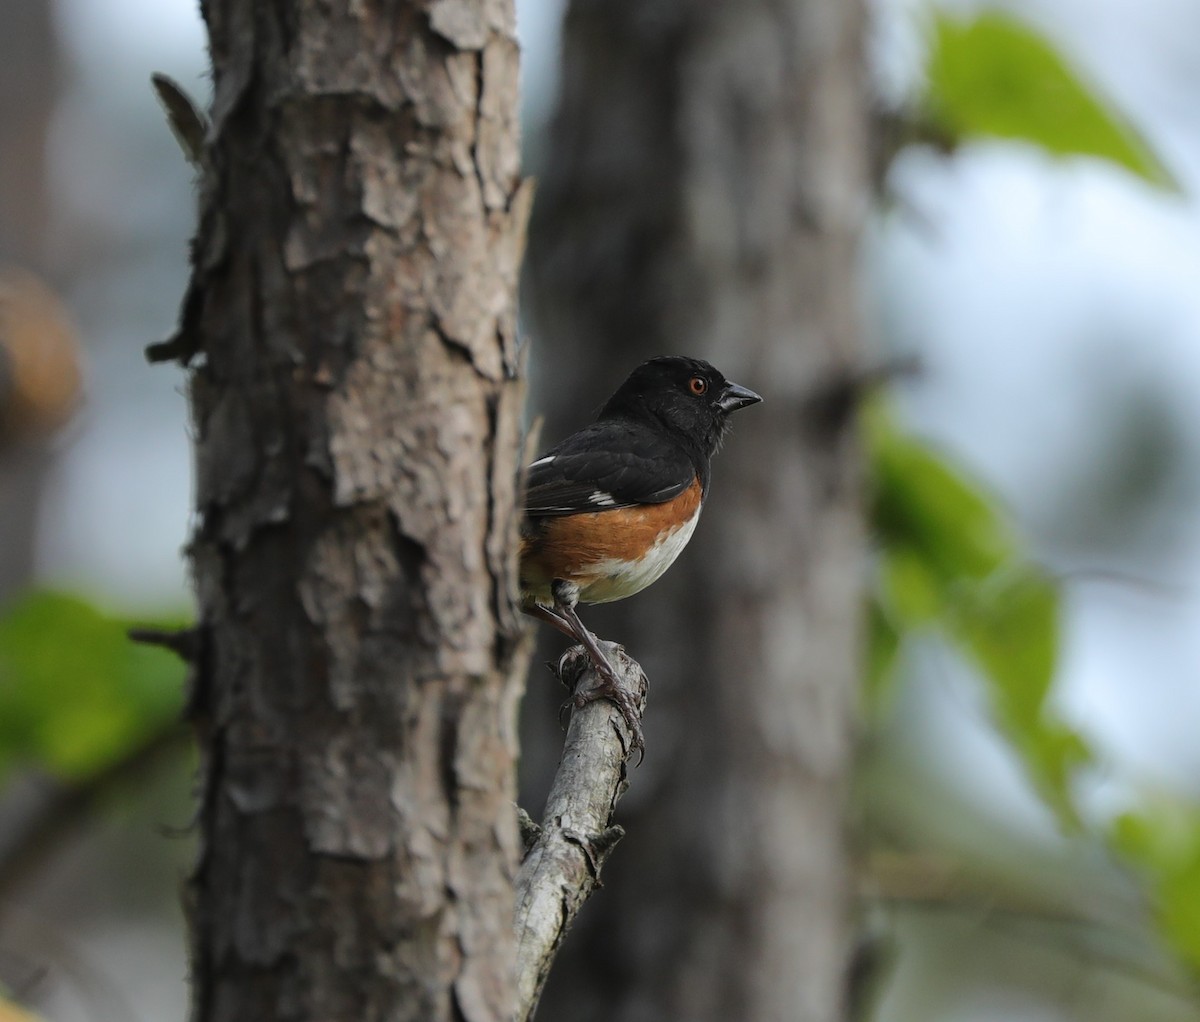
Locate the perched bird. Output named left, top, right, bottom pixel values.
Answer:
left=520, top=355, right=761, bottom=748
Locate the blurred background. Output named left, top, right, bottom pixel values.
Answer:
left=1, top=0, right=1199, bottom=1019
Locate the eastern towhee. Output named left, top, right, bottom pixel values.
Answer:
left=520, top=355, right=762, bottom=749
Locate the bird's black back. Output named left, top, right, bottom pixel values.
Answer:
left=524, top=355, right=753, bottom=519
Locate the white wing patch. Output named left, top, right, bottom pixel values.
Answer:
left=529, top=455, right=556, bottom=468
left=588, top=491, right=617, bottom=507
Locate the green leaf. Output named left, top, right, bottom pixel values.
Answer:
left=878, top=546, right=944, bottom=627
left=0, top=591, right=187, bottom=782
left=868, top=407, right=1014, bottom=586
left=866, top=408, right=1090, bottom=824
left=950, top=566, right=1090, bottom=825
left=1112, top=803, right=1200, bottom=971
left=1015, top=722, right=1091, bottom=827
left=864, top=596, right=902, bottom=712
left=952, top=566, right=1058, bottom=731
left=925, top=12, right=1174, bottom=188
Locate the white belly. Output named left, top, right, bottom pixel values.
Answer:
left=578, top=509, right=700, bottom=605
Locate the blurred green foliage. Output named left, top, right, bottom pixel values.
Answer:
left=951, top=567, right=1091, bottom=824
left=866, top=405, right=1088, bottom=827
left=0, top=591, right=186, bottom=783
left=869, top=9, right=1197, bottom=998
left=1113, top=803, right=1200, bottom=973
left=924, top=11, right=1175, bottom=188
left=866, top=403, right=1196, bottom=988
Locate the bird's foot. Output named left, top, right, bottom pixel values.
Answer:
left=575, top=669, right=645, bottom=757
left=557, top=644, right=646, bottom=760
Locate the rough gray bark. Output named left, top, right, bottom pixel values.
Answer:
left=524, top=0, right=868, bottom=1019
left=167, top=2, right=531, bottom=1019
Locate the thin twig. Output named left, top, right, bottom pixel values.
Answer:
left=128, top=625, right=199, bottom=663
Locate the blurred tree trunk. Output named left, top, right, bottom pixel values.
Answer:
left=0, top=0, right=57, bottom=271
left=180, top=1, right=530, bottom=1019
left=524, top=0, right=867, bottom=1019
left=0, top=0, right=68, bottom=603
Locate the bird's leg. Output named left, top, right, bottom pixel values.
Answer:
left=550, top=580, right=644, bottom=751
left=523, top=601, right=577, bottom=641
left=524, top=600, right=604, bottom=734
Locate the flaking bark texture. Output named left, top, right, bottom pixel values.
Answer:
left=176, top=2, right=530, bottom=1020
left=524, top=0, right=868, bottom=1019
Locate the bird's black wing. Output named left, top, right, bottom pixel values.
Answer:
left=524, top=420, right=696, bottom=518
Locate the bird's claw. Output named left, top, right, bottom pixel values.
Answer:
left=553, top=644, right=646, bottom=764
left=573, top=661, right=646, bottom=763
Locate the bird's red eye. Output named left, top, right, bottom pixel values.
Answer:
left=688, top=376, right=707, bottom=395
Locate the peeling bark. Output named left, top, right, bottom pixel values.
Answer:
left=172, top=2, right=530, bottom=1019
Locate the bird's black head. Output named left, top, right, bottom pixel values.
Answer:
left=599, top=356, right=762, bottom=459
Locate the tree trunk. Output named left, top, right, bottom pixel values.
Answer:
left=524, top=0, right=868, bottom=1019
left=0, top=0, right=69, bottom=602
left=177, top=2, right=530, bottom=1019
left=0, top=0, right=58, bottom=272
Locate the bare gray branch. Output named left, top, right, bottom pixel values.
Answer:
left=514, top=642, right=647, bottom=1022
